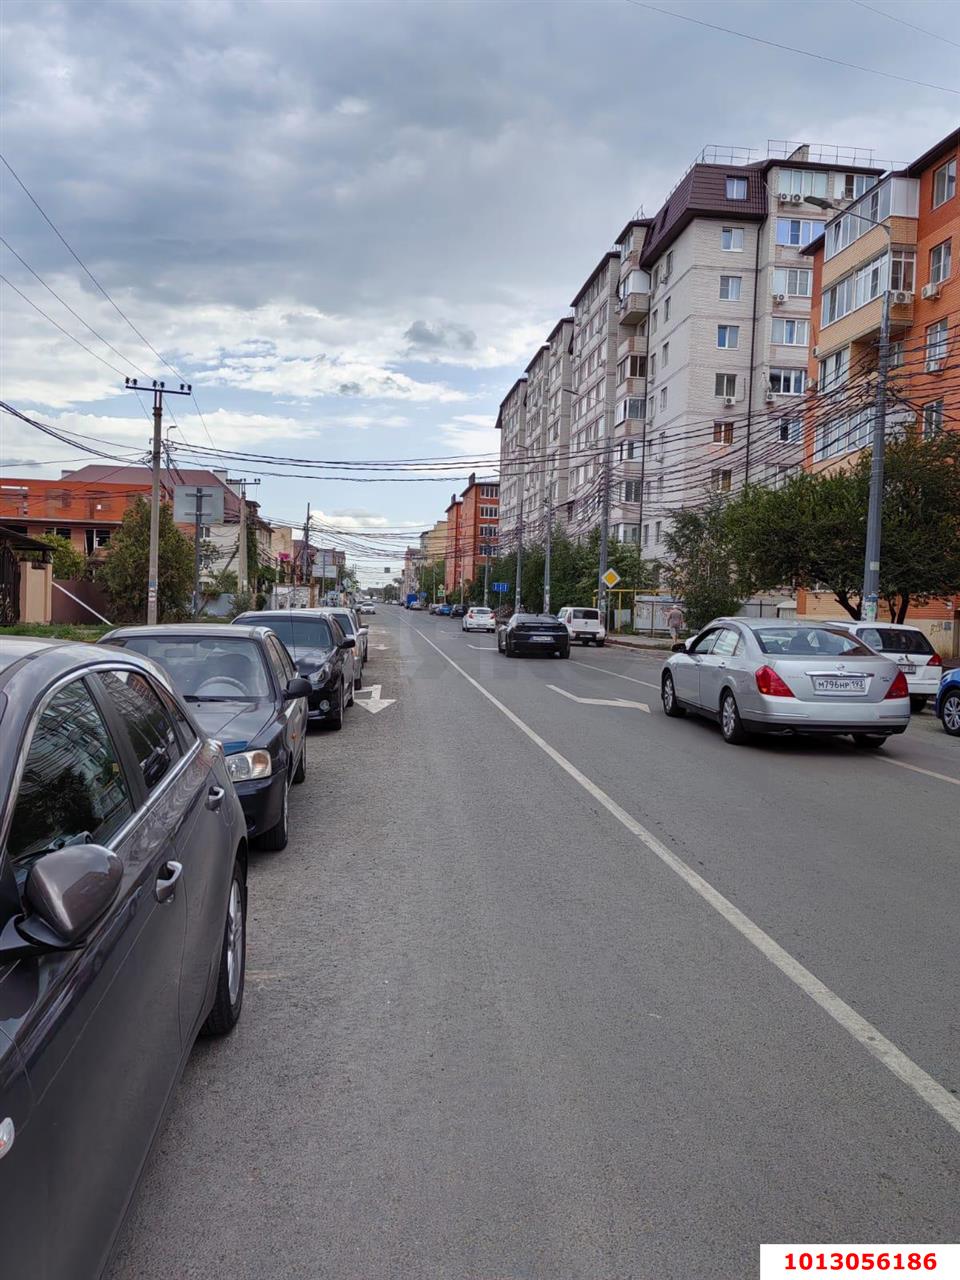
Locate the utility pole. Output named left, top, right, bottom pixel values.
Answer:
left=301, top=503, right=311, bottom=606
left=483, top=545, right=490, bottom=608
left=124, top=377, right=192, bottom=624
left=543, top=500, right=552, bottom=615
left=597, top=434, right=613, bottom=625
left=514, top=483, right=524, bottom=614
left=192, top=486, right=204, bottom=616
left=225, top=477, right=259, bottom=603
left=862, top=288, right=891, bottom=623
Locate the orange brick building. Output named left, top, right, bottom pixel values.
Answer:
left=0, top=476, right=152, bottom=560
left=443, top=474, right=498, bottom=596
left=799, top=127, right=958, bottom=654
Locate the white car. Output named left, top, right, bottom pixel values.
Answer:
left=835, top=622, right=944, bottom=711
left=556, top=606, right=606, bottom=646
left=359, top=603, right=376, bottom=615
left=462, top=606, right=496, bottom=633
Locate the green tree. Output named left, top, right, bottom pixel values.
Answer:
left=662, top=495, right=744, bottom=632
left=417, top=559, right=444, bottom=602
left=98, top=497, right=194, bottom=622
left=34, top=533, right=86, bottom=580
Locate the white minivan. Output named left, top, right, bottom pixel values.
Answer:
left=557, top=606, right=606, bottom=646
left=837, top=622, right=943, bottom=711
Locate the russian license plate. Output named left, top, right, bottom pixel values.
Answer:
left=530, top=634, right=555, bottom=643
left=812, top=675, right=867, bottom=695
left=900, top=663, right=916, bottom=674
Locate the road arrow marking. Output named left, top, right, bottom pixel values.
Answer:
left=353, top=684, right=396, bottom=714
left=467, top=644, right=495, bottom=650
left=547, top=684, right=649, bottom=712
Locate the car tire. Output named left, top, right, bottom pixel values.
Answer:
left=293, top=743, right=306, bottom=783
left=720, top=690, right=748, bottom=744
left=909, top=695, right=927, bottom=713
left=201, top=860, right=246, bottom=1036
left=258, top=778, right=290, bottom=851
left=347, top=677, right=355, bottom=707
left=852, top=734, right=887, bottom=749
left=558, top=645, right=570, bottom=658
left=661, top=672, right=686, bottom=718
left=330, top=683, right=345, bottom=731
left=596, top=639, right=605, bottom=647
left=940, top=692, right=960, bottom=736
left=355, top=665, right=363, bottom=691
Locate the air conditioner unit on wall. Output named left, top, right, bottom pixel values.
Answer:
left=723, top=395, right=736, bottom=407
left=920, top=283, right=941, bottom=300
left=892, top=290, right=914, bottom=304
left=777, top=193, right=790, bottom=203
left=772, top=293, right=786, bottom=304
left=791, top=193, right=803, bottom=204
left=765, top=392, right=775, bottom=403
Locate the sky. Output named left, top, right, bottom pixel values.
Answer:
left=1, top=0, right=958, bottom=583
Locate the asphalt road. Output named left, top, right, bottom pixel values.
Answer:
left=107, top=608, right=960, bottom=1280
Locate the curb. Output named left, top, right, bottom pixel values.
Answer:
left=606, top=637, right=671, bottom=655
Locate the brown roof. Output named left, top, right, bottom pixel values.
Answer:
left=524, top=344, right=550, bottom=375
left=614, top=216, right=653, bottom=245
left=569, top=252, right=620, bottom=308
left=639, top=164, right=767, bottom=267
left=62, top=464, right=242, bottom=520
left=494, top=376, right=527, bottom=429
left=546, top=315, right=573, bottom=346
left=905, top=126, right=960, bottom=177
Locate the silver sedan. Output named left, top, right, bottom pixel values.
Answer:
left=661, top=618, right=911, bottom=746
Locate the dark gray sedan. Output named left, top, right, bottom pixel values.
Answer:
left=0, top=637, right=247, bottom=1280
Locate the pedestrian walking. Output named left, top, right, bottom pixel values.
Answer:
left=666, top=604, right=685, bottom=641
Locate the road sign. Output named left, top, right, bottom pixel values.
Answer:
left=173, top=484, right=224, bottom=524
left=601, top=568, right=621, bottom=589
left=492, top=582, right=509, bottom=593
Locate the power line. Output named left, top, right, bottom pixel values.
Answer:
left=0, top=273, right=130, bottom=379
left=848, top=0, right=960, bottom=51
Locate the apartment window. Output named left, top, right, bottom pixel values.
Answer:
left=922, top=400, right=944, bottom=438
left=933, top=158, right=957, bottom=208
left=769, top=368, right=805, bottom=396
left=890, top=248, right=915, bottom=292
left=776, top=218, right=824, bottom=247
left=721, top=226, right=744, bottom=251
left=719, top=274, right=742, bottom=300
left=665, top=250, right=674, bottom=277
left=617, top=396, right=645, bottom=422
left=479, top=505, right=498, bottom=518
left=661, top=341, right=669, bottom=367
left=822, top=251, right=902, bottom=325
left=659, top=386, right=667, bottom=409
left=713, top=421, right=734, bottom=444
left=926, top=318, right=948, bottom=369
left=772, top=267, right=812, bottom=297
left=642, top=524, right=650, bottom=547
left=711, top=469, right=732, bottom=493
left=649, top=352, right=657, bottom=378
left=779, top=168, right=829, bottom=198
left=889, top=339, right=904, bottom=369
left=44, top=526, right=73, bottom=541
left=819, top=348, right=849, bottom=391
left=777, top=416, right=802, bottom=443
left=771, top=317, right=809, bottom=346
left=623, top=480, right=641, bottom=503
left=664, top=296, right=671, bottom=321
left=726, top=176, right=748, bottom=200
left=651, top=309, right=659, bottom=334
left=657, top=431, right=666, bottom=461
left=841, top=172, right=876, bottom=201
left=619, top=440, right=637, bottom=461
left=480, top=484, right=498, bottom=498
left=825, top=182, right=892, bottom=259
left=717, top=324, right=740, bottom=349
left=715, top=373, right=737, bottom=398
left=657, top=474, right=664, bottom=497
left=617, top=353, right=647, bottom=381
left=930, top=239, right=952, bottom=285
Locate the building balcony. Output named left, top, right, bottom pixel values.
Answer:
left=816, top=292, right=914, bottom=357
left=617, top=334, right=648, bottom=359
left=617, top=293, right=648, bottom=326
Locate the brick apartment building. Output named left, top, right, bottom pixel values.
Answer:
left=0, top=476, right=152, bottom=560
left=442, top=474, right=499, bottom=597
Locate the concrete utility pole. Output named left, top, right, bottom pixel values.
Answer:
left=301, top=503, right=311, bottom=604
left=237, top=480, right=248, bottom=596
left=482, top=545, right=491, bottom=608
left=192, top=486, right=204, bottom=616
left=514, top=481, right=524, bottom=614
left=543, top=501, right=553, bottom=615
left=597, top=434, right=613, bottom=624
left=124, top=377, right=192, bottom=625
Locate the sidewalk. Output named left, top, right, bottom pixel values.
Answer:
left=605, top=633, right=674, bottom=654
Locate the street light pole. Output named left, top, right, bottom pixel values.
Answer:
left=543, top=499, right=552, bottom=615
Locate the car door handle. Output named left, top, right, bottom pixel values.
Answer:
left=206, top=785, right=225, bottom=811
left=155, top=860, right=183, bottom=904
left=0, top=1117, right=14, bottom=1160
left=717, top=662, right=727, bottom=669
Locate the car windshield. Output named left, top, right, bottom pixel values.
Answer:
left=114, top=636, right=273, bottom=700
left=572, top=609, right=599, bottom=620
left=244, top=615, right=335, bottom=654
left=858, top=628, right=934, bottom=655
left=753, top=627, right=874, bottom=657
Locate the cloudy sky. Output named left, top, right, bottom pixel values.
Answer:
left=2, top=0, right=958, bottom=581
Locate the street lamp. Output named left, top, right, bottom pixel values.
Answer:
left=808, top=194, right=894, bottom=623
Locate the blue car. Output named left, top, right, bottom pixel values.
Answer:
left=438, top=604, right=452, bottom=616
left=935, top=667, right=960, bottom=736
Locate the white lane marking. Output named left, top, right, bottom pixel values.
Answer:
left=548, top=684, right=650, bottom=712
left=878, top=756, right=960, bottom=787
left=467, top=644, right=495, bottom=650
left=353, top=684, right=395, bottom=714
left=413, top=625, right=960, bottom=1138
left=571, top=660, right=660, bottom=690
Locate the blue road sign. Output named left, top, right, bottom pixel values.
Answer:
left=492, top=582, right=509, bottom=593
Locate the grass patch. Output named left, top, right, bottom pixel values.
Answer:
left=0, top=622, right=111, bottom=642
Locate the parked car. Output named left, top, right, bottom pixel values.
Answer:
left=232, top=609, right=357, bottom=730
left=359, top=602, right=376, bottom=615
left=661, top=618, right=911, bottom=747
left=935, top=667, right=960, bottom=736
left=463, top=606, right=496, bottom=633
left=497, top=613, right=570, bottom=658
left=450, top=604, right=467, bottom=618
left=834, top=622, right=943, bottom=712
left=0, top=637, right=247, bottom=1280
left=557, top=606, right=606, bottom=646
left=408, top=599, right=422, bottom=611
left=438, top=603, right=452, bottom=616
left=317, top=606, right=368, bottom=673
left=100, top=626, right=309, bottom=849
left=428, top=604, right=441, bottom=615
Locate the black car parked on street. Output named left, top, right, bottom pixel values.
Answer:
left=101, top=625, right=310, bottom=851
left=497, top=613, right=570, bottom=658
left=0, top=637, right=248, bottom=1280
left=233, top=609, right=357, bottom=730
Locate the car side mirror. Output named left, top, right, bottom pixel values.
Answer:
left=358, top=627, right=369, bottom=637
left=671, top=641, right=687, bottom=652
left=339, top=636, right=356, bottom=650
left=285, top=676, right=312, bottom=700
left=0, top=844, right=122, bottom=958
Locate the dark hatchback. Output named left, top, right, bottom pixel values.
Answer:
left=0, top=637, right=247, bottom=1280
left=101, top=625, right=310, bottom=851
left=233, top=609, right=357, bottom=730
left=497, top=613, right=570, bottom=658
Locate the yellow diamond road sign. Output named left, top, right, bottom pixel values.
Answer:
left=602, top=568, right=620, bottom=588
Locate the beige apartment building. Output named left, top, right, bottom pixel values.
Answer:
left=495, top=376, right=527, bottom=551
left=543, top=316, right=575, bottom=526
left=419, top=519, right=447, bottom=565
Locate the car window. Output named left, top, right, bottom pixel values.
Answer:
left=688, top=630, right=719, bottom=655
left=754, top=627, right=874, bottom=657
left=6, top=679, right=133, bottom=867
left=331, top=611, right=355, bottom=636
left=267, top=635, right=296, bottom=683
left=114, top=636, right=273, bottom=700
left=573, top=609, right=599, bottom=620
left=244, top=615, right=336, bottom=655
left=868, top=628, right=934, bottom=655
left=712, top=628, right=740, bottom=657
left=97, top=670, right=183, bottom=790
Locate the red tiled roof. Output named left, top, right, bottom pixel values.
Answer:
left=62, top=465, right=241, bottom=519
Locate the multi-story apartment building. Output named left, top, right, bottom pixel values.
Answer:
left=495, top=377, right=527, bottom=551
left=610, top=218, right=653, bottom=543
left=543, top=316, right=575, bottom=528
left=797, top=127, right=959, bottom=652
left=458, top=473, right=499, bottom=587
left=520, top=344, right=550, bottom=539
left=443, top=492, right=463, bottom=596
left=419, top=519, right=447, bottom=566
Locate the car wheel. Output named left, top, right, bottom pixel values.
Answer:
left=347, top=677, right=355, bottom=707
left=355, top=665, right=363, bottom=691
left=661, top=671, right=686, bottom=718
left=941, top=692, right=960, bottom=736
left=201, top=860, right=246, bottom=1036
left=720, top=690, right=748, bottom=744
left=258, top=778, right=289, bottom=851
left=293, top=742, right=306, bottom=783
left=558, top=645, right=570, bottom=658
left=581, top=638, right=589, bottom=646
left=909, top=695, right=927, bottom=713
left=498, top=633, right=504, bottom=652
left=330, top=683, right=345, bottom=731
left=852, top=734, right=887, bottom=749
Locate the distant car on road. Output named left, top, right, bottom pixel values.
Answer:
left=232, top=609, right=357, bottom=730
left=438, top=603, right=452, bottom=616
left=834, top=622, right=943, bottom=712
left=556, top=606, right=606, bottom=646
left=318, top=606, right=369, bottom=672
left=661, top=618, right=911, bottom=747
left=407, top=599, right=422, bottom=611
left=450, top=604, right=467, bottom=618
left=359, top=602, right=376, bottom=615
left=101, top=625, right=310, bottom=848
left=463, top=606, right=496, bottom=633
left=0, top=637, right=247, bottom=1280
left=497, top=613, right=570, bottom=658
left=935, top=667, right=960, bottom=736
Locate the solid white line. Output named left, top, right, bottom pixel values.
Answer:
left=878, top=756, right=960, bottom=787
left=413, top=624, right=960, bottom=1139
left=570, top=660, right=660, bottom=690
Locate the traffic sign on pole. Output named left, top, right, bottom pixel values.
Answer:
left=602, top=568, right=621, bottom=589
left=492, top=582, right=509, bottom=593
